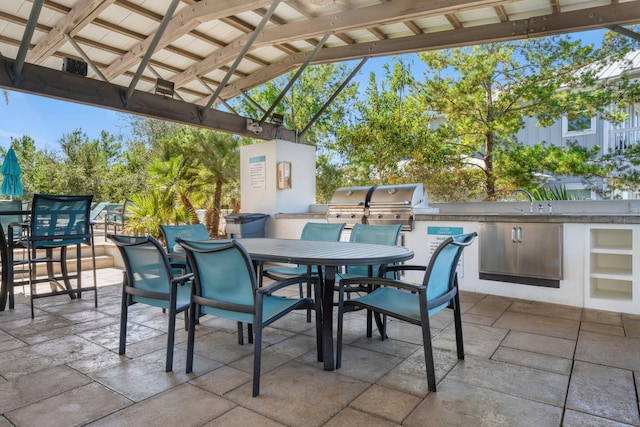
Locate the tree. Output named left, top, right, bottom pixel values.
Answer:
left=333, top=34, right=639, bottom=201
left=183, top=129, right=240, bottom=236
left=414, top=35, right=639, bottom=200
left=332, top=59, right=431, bottom=186
left=234, top=63, right=358, bottom=200
left=55, top=129, right=123, bottom=199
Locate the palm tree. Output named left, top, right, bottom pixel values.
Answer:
left=189, top=129, right=240, bottom=237
left=148, top=154, right=200, bottom=224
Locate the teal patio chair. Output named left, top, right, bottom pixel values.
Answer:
left=159, top=223, right=210, bottom=272
left=261, top=222, right=345, bottom=320
left=339, top=223, right=402, bottom=280
left=107, top=234, right=192, bottom=372
left=10, top=194, right=98, bottom=318
left=176, top=238, right=320, bottom=397
left=336, top=232, right=477, bottom=392
left=263, top=222, right=345, bottom=280
left=104, top=200, right=134, bottom=238
left=338, top=223, right=402, bottom=336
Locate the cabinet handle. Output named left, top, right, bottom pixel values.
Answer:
left=517, top=226, right=523, bottom=243
left=511, top=227, right=517, bottom=243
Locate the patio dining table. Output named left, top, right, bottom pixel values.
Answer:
left=237, top=237, right=414, bottom=371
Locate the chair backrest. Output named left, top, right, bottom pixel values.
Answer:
left=107, top=234, right=174, bottom=305
left=176, top=238, right=256, bottom=322
left=105, top=203, right=123, bottom=215
left=423, top=232, right=477, bottom=311
left=349, top=223, right=402, bottom=245
left=30, top=194, right=93, bottom=247
left=300, top=222, right=345, bottom=242
left=345, top=223, right=402, bottom=276
left=106, top=200, right=134, bottom=226
left=160, top=223, right=210, bottom=254
left=0, top=199, right=24, bottom=241
left=89, top=202, right=109, bottom=222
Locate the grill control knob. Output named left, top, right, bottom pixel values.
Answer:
left=350, top=214, right=355, bottom=218
left=395, top=214, right=400, bottom=219
left=377, top=214, right=382, bottom=219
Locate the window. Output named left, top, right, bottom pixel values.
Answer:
left=562, top=113, right=596, bottom=137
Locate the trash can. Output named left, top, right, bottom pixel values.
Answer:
left=224, top=213, right=269, bottom=238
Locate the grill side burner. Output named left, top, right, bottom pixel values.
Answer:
left=326, top=186, right=374, bottom=228
left=366, top=184, right=426, bottom=231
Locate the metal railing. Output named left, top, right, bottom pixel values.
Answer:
left=608, top=126, right=640, bottom=153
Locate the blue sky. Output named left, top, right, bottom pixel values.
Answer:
left=0, top=29, right=607, bottom=152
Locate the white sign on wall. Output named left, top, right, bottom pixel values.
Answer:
left=249, top=155, right=266, bottom=190
left=427, top=226, right=464, bottom=278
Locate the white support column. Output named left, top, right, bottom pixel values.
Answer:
left=239, top=139, right=316, bottom=235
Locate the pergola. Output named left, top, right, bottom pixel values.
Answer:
left=1, top=0, right=639, bottom=143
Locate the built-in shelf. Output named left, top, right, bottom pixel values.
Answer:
left=587, top=227, right=635, bottom=307
left=591, top=228, right=633, bottom=251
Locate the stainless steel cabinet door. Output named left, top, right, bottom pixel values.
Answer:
left=479, top=222, right=518, bottom=275
left=517, top=223, right=563, bottom=279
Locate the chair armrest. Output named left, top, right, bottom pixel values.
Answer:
left=9, top=221, right=29, bottom=229
left=339, top=276, right=425, bottom=293
left=167, top=253, right=186, bottom=262
left=258, top=275, right=319, bottom=296
left=171, top=272, right=193, bottom=286
left=379, top=264, right=427, bottom=276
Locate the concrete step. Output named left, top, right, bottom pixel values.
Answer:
left=7, top=242, right=116, bottom=277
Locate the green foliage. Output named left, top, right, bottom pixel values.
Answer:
left=316, top=154, right=345, bottom=204
left=235, top=63, right=357, bottom=149
left=413, top=36, right=639, bottom=200
left=126, top=190, right=189, bottom=238
left=531, top=186, right=572, bottom=201
left=332, top=59, right=430, bottom=186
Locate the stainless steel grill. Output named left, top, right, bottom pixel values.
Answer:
left=326, top=186, right=374, bottom=229
left=327, top=183, right=427, bottom=230
left=366, top=184, right=426, bottom=231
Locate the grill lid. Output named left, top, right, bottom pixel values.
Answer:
left=328, top=186, right=375, bottom=207
left=368, top=183, right=426, bottom=207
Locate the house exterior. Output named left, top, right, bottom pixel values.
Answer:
left=516, top=50, right=640, bottom=199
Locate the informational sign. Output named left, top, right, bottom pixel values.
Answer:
left=427, top=226, right=465, bottom=278
left=249, top=155, right=266, bottom=190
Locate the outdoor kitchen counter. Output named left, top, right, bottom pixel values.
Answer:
left=272, top=209, right=640, bottom=315
left=274, top=212, right=640, bottom=224
left=414, top=213, right=640, bottom=224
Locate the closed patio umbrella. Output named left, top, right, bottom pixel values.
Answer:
left=0, top=148, right=23, bottom=199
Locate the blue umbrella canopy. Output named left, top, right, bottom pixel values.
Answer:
left=1, top=148, right=23, bottom=197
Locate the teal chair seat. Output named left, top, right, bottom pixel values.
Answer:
left=336, top=232, right=477, bottom=392
left=177, top=238, right=321, bottom=397
left=107, top=234, right=192, bottom=372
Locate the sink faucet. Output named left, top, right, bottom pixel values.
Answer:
left=511, top=189, right=534, bottom=214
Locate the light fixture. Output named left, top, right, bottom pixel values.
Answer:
left=271, top=113, right=284, bottom=125
left=155, top=78, right=175, bottom=98
left=62, top=58, right=87, bottom=76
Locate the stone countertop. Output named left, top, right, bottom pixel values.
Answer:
left=413, top=213, right=640, bottom=224
left=274, top=212, right=640, bottom=224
